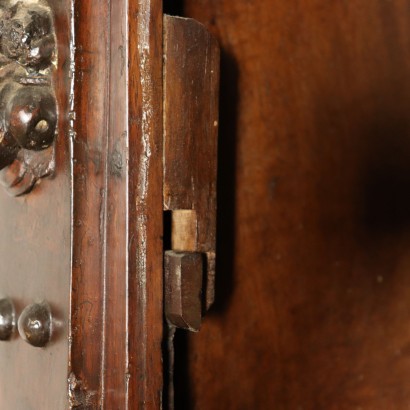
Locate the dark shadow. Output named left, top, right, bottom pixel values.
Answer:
left=162, top=211, right=172, bottom=409
left=208, top=49, right=239, bottom=314
left=163, top=210, right=172, bottom=251
left=163, top=0, right=184, bottom=16
left=173, top=328, right=191, bottom=409
left=360, top=115, right=410, bottom=236
left=162, top=323, right=174, bottom=410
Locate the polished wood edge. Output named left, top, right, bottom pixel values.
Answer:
left=69, top=0, right=164, bottom=408
left=127, top=0, right=164, bottom=408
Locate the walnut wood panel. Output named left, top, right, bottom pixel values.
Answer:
left=70, top=0, right=163, bottom=408
left=180, top=1, right=410, bottom=409
left=0, top=0, right=71, bottom=408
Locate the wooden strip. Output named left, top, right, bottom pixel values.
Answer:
left=163, top=20, right=219, bottom=406
left=163, top=15, right=220, bottom=309
left=128, top=0, right=164, bottom=408
left=70, top=0, right=110, bottom=407
left=103, top=0, right=128, bottom=406
left=70, top=0, right=164, bottom=408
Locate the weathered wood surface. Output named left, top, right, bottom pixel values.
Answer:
left=0, top=0, right=71, bottom=408
left=163, top=15, right=219, bottom=310
left=70, top=0, right=163, bottom=408
left=180, top=0, right=410, bottom=409
left=0, top=0, right=164, bottom=407
left=165, top=251, right=203, bottom=332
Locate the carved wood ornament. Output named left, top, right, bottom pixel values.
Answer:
left=0, top=0, right=57, bottom=196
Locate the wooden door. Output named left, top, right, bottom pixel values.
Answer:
left=175, top=1, right=410, bottom=409
left=0, top=1, right=71, bottom=408
left=0, top=0, right=164, bottom=408
left=2, top=0, right=410, bottom=409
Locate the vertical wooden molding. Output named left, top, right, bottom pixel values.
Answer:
left=128, top=0, right=164, bottom=407
left=70, top=0, right=110, bottom=407
left=103, top=0, right=128, bottom=407
left=70, top=0, right=163, bottom=408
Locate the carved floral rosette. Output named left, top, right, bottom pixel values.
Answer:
left=0, top=0, right=57, bottom=196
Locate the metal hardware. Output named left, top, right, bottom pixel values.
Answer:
left=0, top=0, right=57, bottom=196
left=18, top=301, right=52, bottom=347
left=0, top=298, right=15, bottom=340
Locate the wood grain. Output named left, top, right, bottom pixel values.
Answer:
left=70, top=0, right=110, bottom=406
left=70, top=0, right=163, bottom=407
left=0, top=0, right=162, bottom=407
left=163, top=16, right=219, bottom=309
left=180, top=1, right=410, bottom=409
left=127, top=0, right=164, bottom=407
left=165, top=251, right=203, bottom=332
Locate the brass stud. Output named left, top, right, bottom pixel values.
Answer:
left=0, top=298, right=15, bottom=341
left=18, top=301, right=52, bottom=348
